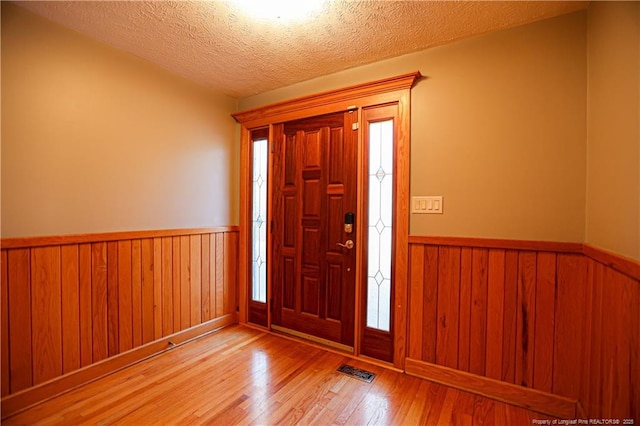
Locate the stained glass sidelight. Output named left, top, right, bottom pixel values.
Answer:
left=366, top=119, right=394, bottom=331
left=252, top=138, right=268, bottom=303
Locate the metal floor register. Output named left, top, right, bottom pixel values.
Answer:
left=336, top=364, right=376, bottom=383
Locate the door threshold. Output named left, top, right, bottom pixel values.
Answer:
left=271, top=325, right=354, bottom=354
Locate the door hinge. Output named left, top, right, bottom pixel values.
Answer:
left=352, top=122, right=359, bottom=130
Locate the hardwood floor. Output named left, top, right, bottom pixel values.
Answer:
left=4, top=325, right=553, bottom=425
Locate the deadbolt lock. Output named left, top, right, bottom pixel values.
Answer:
left=344, top=212, right=354, bottom=234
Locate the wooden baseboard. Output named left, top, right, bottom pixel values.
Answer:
left=1, top=314, right=236, bottom=420
left=405, top=358, right=577, bottom=419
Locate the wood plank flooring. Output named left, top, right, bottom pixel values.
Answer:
left=4, top=325, right=554, bottom=425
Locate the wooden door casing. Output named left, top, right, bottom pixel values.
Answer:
left=234, top=72, right=420, bottom=367
left=272, top=112, right=357, bottom=347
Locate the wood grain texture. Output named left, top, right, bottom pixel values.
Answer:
left=236, top=76, right=415, bottom=368
left=7, top=249, right=33, bottom=393
left=533, top=252, right=556, bottom=393
left=2, top=231, right=636, bottom=418
left=31, top=247, right=62, bottom=385
left=485, top=249, right=505, bottom=381
left=117, top=241, right=132, bottom=353
left=405, top=357, right=576, bottom=419
left=215, top=234, right=224, bottom=317
left=1, top=316, right=235, bottom=420
left=201, top=235, right=211, bottom=322
left=131, top=240, right=143, bottom=348
left=502, top=250, right=519, bottom=384
left=421, top=246, right=438, bottom=364
left=180, top=236, right=191, bottom=331
left=61, top=245, right=80, bottom=374
left=392, top=91, right=411, bottom=369
left=407, top=244, right=424, bottom=360
left=3, top=325, right=554, bottom=425
left=436, top=246, right=460, bottom=369
left=152, top=239, right=163, bottom=341
left=584, top=258, right=604, bottom=418
left=553, top=254, right=586, bottom=399
left=515, top=251, right=536, bottom=388
left=141, top=239, right=154, bottom=345
left=1, top=251, right=9, bottom=397
left=78, top=244, right=93, bottom=367
left=106, top=242, right=119, bottom=357
left=0, top=229, right=238, bottom=403
left=582, top=243, right=640, bottom=281
left=407, top=239, right=640, bottom=420
left=172, top=237, right=182, bottom=333
left=469, top=248, right=488, bottom=376
left=91, top=242, right=109, bottom=362
left=232, top=71, right=421, bottom=126
left=190, top=235, right=202, bottom=326
left=161, top=237, right=174, bottom=337
left=209, top=234, right=217, bottom=324
left=457, top=247, right=472, bottom=373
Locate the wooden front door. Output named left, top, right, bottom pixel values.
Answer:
left=271, top=111, right=357, bottom=347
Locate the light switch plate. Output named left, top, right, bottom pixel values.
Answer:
left=412, top=196, right=443, bottom=214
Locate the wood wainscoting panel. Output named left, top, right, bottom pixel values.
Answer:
left=502, top=250, right=519, bottom=384
left=78, top=244, right=93, bottom=368
left=584, top=260, right=640, bottom=419
left=407, top=236, right=639, bottom=419
left=552, top=254, right=587, bottom=400
left=1, top=250, right=9, bottom=397
left=31, top=246, right=63, bottom=386
left=92, top=242, right=109, bottom=363
left=532, top=251, right=556, bottom=393
left=485, top=249, right=505, bottom=381
left=435, top=246, right=460, bottom=369
left=0, top=227, right=239, bottom=414
left=6, top=249, right=33, bottom=394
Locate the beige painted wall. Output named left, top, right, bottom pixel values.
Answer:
left=586, top=2, right=640, bottom=261
left=1, top=4, right=239, bottom=238
left=240, top=12, right=587, bottom=243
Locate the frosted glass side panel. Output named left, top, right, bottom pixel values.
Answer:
left=366, top=120, right=393, bottom=331
left=252, top=138, right=268, bottom=303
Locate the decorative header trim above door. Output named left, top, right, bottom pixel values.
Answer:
left=232, top=71, right=421, bottom=126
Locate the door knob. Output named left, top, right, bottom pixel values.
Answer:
left=336, top=240, right=354, bottom=249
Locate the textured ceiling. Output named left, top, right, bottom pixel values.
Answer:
left=16, top=1, right=588, bottom=98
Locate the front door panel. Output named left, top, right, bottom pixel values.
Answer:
left=272, top=112, right=357, bottom=347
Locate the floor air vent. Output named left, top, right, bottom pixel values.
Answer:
left=337, top=364, right=376, bottom=383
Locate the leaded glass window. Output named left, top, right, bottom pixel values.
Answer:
left=252, top=138, right=268, bottom=303
left=366, top=119, right=393, bottom=331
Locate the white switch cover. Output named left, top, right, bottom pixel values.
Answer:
left=412, top=196, right=443, bottom=214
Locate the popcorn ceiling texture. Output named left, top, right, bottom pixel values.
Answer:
left=17, top=1, right=587, bottom=98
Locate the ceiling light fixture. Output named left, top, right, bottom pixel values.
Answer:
left=230, top=0, right=326, bottom=23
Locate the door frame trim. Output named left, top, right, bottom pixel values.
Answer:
left=233, top=71, right=421, bottom=369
